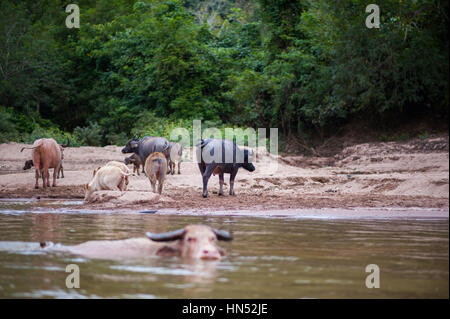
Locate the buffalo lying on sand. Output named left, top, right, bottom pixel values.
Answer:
left=84, top=165, right=132, bottom=201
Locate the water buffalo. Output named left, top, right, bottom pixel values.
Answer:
left=144, top=152, right=167, bottom=194
left=84, top=165, right=132, bottom=201
left=20, top=138, right=69, bottom=188
left=168, top=142, right=183, bottom=175
left=23, top=159, right=64, bottom=179
left=105, top=161, right=133, bottom=190
left=124, top=154, right=143, bottom=176
left=196, top=138, right=255, bottom=198
left=122, top=136, right=170, bottom=173
left=42, top=224, right=233, bottom=260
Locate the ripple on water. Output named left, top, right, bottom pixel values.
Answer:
left=110, top=265, right=195, bottom=276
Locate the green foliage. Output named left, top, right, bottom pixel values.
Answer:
left=25, top=126, right=79, bottom=146
left=0, top=107, right=19, bottom=143
left=73, top=122, right=104, bottom=146
left=418, top=131, right=430, bottom=140
left=132, top=111, right=194, bottom=142
left=0, top=0, right=448, bottom=147
left=0, top=106, right=82, bottom=145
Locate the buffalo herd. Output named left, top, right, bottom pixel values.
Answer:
left=21, top=135, right=256, bottom=199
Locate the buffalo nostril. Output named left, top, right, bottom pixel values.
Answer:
left=203, top=250, right=209, bottom=255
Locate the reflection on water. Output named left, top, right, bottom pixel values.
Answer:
left=0, top=203, right=448, bottom=298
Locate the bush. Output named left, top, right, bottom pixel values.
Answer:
left=0, top=106, right=19, bottom=143
left=131, top=111, right=194, bottom=145
left=105, top=132, right=129, bottom=146
left=73, top=122, right=104, bottom=146
left=24, top=126, right=80, bottom=146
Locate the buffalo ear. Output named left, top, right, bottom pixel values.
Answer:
left=156, top=246, right=181, bottom=257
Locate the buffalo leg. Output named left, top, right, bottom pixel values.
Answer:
left=158, top=179, right=164, bottom=194
left=218, top=173, right=224, bottom=196
left=57, top=165, right=64, bottom=179
left=149, top=175, right=157, bottom=193
left=34, top=169, right=40, bottom=189
left=229, top=169, right=238, bottom=195
left=42, top=168, right=50, bottom=188
left=52, top=166, right=58, bottom=187
left=118, top=176, right=125, bottom=191
left=177, top=161, right=181, bottom=174
left=202, top=164, right=216, bottom=198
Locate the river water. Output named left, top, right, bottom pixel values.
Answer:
left=0, top=200, right=448, bottom=298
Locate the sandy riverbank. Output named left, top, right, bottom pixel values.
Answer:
left=0, top=135, right=448, bottom=212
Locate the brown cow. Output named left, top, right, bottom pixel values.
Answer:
left=20, top=138, right=68, bottom=188
left=45, top=224, right=233, bottom=260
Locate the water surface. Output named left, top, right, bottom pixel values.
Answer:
left=0, top=200, right=448, bottom=298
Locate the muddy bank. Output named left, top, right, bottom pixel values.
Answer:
left=0, top=135, right=448, bottom=211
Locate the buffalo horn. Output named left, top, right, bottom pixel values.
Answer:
left=146, top=228, right=186, bottom=242
left=213, top=229, right=233, bottom=241
left=61, top=138, right=70, bottom=148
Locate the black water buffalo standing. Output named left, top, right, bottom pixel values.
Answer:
left=122, top=136, right=170, bottom=173
left=196, top=138, right=255, bottom=198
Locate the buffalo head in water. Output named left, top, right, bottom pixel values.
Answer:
left=147, top=225, right=233, bottom=260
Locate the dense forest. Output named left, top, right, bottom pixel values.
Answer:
left=0, top=0, right=448, bottom=148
